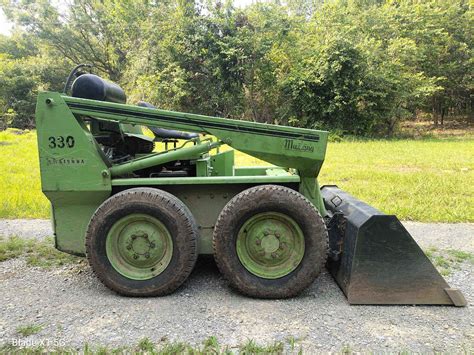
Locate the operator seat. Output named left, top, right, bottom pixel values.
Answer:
left=69, top=73, right=198, bottom=142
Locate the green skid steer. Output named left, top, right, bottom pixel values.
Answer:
left=34, top=68, right=466, bottom=305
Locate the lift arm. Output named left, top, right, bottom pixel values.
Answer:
left=59, top=94, right=328, bottom=175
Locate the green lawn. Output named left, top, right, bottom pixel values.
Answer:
left=0, top=129, right=45, bottom=219
left=1, top=129, right=473, bottom=222
left=320, top=138, right=473, bottom=223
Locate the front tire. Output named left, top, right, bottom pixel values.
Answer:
left=213, top=185, right=328, bottom=298
left=86, top=187, right=198, bottom=296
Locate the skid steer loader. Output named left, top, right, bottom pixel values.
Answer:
left=34, top=67, right=466, bottom=305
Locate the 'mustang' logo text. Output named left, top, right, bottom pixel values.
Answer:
left=284, top=139, right=314, bottom=153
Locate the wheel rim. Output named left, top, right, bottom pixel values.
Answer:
left=106, top=213, right=173, bottom=280
left=236, top=212, right=305, bottom=279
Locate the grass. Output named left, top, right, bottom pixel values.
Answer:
left=240, top=339, right=284, bottom=354
left=319, top=138, right=474, bottom=222
left=341, top=344, right=352, bottom=354
left=425, top=247, right=474, bottom=276
left=0, top=129, right=45, bottom=219
left=1, top=337, right=287, bottom=354
left=0, top=235, right=81, bottom=267
left=235, top=135, right=474, bottom=222
left=16, top=324, right=43, bottom=337
left=0, top=128, right=473, bottom=222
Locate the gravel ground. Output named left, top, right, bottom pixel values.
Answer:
left=2, top=219, right=473, bottom=252
left=0, top=219, right=473, bottom=353
left=0, top=219, right=52, bottom=239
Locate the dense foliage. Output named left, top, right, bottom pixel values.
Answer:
left=0, top=0, right=472, bottom=135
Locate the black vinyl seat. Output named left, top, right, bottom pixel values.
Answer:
left=137, top=101, right=199, bottom=141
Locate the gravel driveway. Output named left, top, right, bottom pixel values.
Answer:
left=0, top=219, right=473, bottom=353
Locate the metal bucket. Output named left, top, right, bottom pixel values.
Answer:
left=321, top=186, right=466, bottom=306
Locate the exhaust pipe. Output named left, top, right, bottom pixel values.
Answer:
left=321, top=186, right=466, bottom=306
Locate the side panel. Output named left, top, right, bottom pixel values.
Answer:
left=50, top=193, right=108, bottom=255
left=234, top=167, right=272, bottom=176
left=161, top=184, right=250, bottom=254
left=210, top=150, right=234, bottom=176
left=35, top=92, right=111, bottom=255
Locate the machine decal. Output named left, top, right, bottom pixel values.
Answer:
left=284, top=139, right=314, bottom=153
left=46, top=157, right=85, bottom=166
left=48, top=136, right=75, bottom=149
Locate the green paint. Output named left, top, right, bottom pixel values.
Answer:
left=234, top=166, right=273, bottom=176
left=35, top=92, right=111, bottom=255
left=111, top=174, right=300, bottom=186
left=210, top=150, right=234, bottom=176
left=196, top=158, right=210, bottom=177
left=106, top=214, right=173, bottom=280
left=35, top=92, right=328, bottom=257
left=236, top=212, right=305, bottom=279
left=299, top=175, right=326, bottom=216
left=51, top=192, right=110, bottom=255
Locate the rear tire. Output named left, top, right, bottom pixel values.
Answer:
left=213, top=185, right=328, bottom=298
left=86, top=187, right=198, bottom=296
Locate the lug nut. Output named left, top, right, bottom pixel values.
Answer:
left=271, top=252, right=278, bottom=259
left=255, top=239, right=261, bottom=246
left=150, top=242, right=155, bottom=249
left=275, top=232, right=280, bottom=238
left=131, top=235, right=137, bottom=240
left=133, top=254, right=139, bottom=259
left=126, top=245, right=132, bottom=250
left=145, top=252, right=150, bottom=259
left=264, top=231, right=269, bottom=236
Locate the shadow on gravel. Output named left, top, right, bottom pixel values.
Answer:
left=193, top=255, right=220, bottom=276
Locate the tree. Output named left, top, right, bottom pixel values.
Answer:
left=0, top=0, right=471, bottom=134
left=1, top=0, right=152, bottom=81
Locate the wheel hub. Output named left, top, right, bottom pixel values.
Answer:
left=261, top=234, right=280, bottom=253
left=127, top=231, right=155, bottom=257
left=236, top=212, right=305, bottom=279
left=106, top=214, right=173, bottom=280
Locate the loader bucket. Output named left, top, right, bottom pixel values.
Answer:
left=321, top=186, right=466, bottom=306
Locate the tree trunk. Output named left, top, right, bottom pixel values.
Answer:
left=432, top=98, right=439, bottom=125
left=432, top=109, right=438, bottom=125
